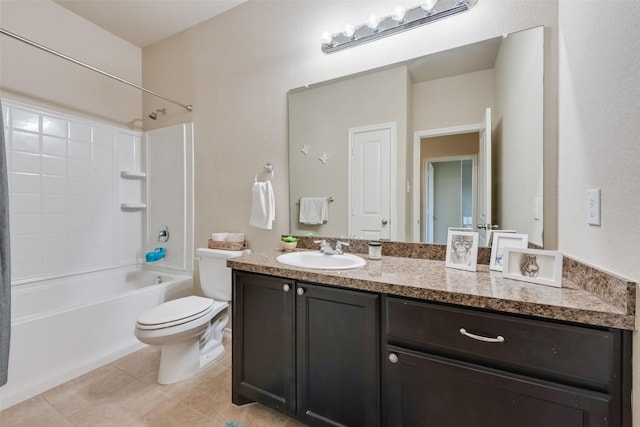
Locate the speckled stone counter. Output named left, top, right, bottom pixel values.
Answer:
left=228, top=249, right=636, bottom=330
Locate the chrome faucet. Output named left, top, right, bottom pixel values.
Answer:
left=315, top=240, right=350, bottom=255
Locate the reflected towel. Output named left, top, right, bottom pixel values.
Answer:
left=249, top=180, right=275, bottom=229
left=299, top=197, right=328, bottom=225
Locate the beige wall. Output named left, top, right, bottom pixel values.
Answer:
left=0, top=1, right=142, bottom=128
left=556, top=3, right=640, bottom=424
left=494, top=26, right=544, bottom=246
left=288, top=66, right=408, bottom=239
left=421, top=134, right=479, bottom=159
left=412, top=69, right=494, bottom=131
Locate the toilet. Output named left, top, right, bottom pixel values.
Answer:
left=134, top=248, right=250, bottom=384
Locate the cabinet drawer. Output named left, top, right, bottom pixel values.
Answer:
left=385, top=297, right=616, bottom=389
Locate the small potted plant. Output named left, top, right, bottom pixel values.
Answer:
left=281, top=236, right=299, bottom=251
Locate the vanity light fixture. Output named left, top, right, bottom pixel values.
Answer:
left=321, top=0, right=478, bottom=53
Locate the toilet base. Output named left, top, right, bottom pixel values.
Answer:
left=155, top=306, right=229, bottom=385
left=200, top=342, right=225, bottom=368
left=157, top=339, right=201, bottom=384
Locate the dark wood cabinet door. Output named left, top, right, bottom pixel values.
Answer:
left=383, top=345, right=613, bottom=427
left=296, top=283, right=380, bottom=427
left=232, top=271, right=296, bottom=415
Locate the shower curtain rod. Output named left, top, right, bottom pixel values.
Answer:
left=0, top=28, right=193, bottom=112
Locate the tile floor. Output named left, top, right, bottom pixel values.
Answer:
left=0, top=335, right=306, bottom=427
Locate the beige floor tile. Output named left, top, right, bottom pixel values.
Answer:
left=138, top=400, right=214, bottom=427
left=42, top=365, right=137, bottom=418
left=65, top=400, right=142, bottom=427
left=1, top=342, right=306, bottom=427
left=0, top=396, right=72, bottom=427
left=112, top=345, right=161, bottom=379
left=239, top=402, right=292, bottom=427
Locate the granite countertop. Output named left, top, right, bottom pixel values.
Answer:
left=228, top=249, right=636, bottom=330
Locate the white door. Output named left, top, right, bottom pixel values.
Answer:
left=477, top=107, right=493, bottom=246
left=349, top=123, right=395, bottom=240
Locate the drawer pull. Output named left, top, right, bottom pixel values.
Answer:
left=388, top=353, right=399, bottom=364
left=283, top=284, right=291, bottom=292
left=459, top=328, right=505, bottom=343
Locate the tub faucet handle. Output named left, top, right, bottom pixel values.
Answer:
left=158, top=225, right=169, bottom=243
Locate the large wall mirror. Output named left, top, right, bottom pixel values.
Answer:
left=288, top=26, right=544, bottom=247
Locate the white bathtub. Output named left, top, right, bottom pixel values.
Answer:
left=0, top=266, right=193, bottom=410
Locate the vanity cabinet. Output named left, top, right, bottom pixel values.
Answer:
left=232, top=271, right=380, bottom=427
left=232, top=272, right=296, bottom=414
left=382, top=296, right=632, bottom=427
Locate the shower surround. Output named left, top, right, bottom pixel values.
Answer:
left=1, top=98, right=194, bottom=409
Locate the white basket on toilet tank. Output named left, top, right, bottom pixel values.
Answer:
left=134, top=248, right=250, bottom=384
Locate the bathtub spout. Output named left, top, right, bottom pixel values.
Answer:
left=145, top=247, right=166, bottom=263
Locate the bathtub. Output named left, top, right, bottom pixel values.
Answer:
left=0, top=266, right=193, bottom=410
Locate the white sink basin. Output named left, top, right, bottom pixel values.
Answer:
left=276, top=251, right=366, bottom=270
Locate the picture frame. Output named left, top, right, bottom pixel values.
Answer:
left=502, top=248, right=563, bottom=287
left=445, top=230, right=479, bottom=272
left=489, top=233, right=529, bottom=271
left=487, top=229, right=517, bottom=247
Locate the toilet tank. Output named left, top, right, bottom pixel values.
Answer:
left=196, top=248, right=251, bottom=301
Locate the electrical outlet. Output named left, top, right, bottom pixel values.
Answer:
left=586, top=189, right=601, bottom=226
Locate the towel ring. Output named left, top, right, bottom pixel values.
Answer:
left=255, top=163, right=274, bottom=182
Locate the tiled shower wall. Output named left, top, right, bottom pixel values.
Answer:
left=2, top=99, right=144, bottom=283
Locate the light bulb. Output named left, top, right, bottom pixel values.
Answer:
left=421, top=0, right=437, bottom=12
left=321, top=32, right=333, bottom=45
left=343, top=23, right=355, bottom=38
left=392, top=5, right=406, bottom=22
left=367, top=14, right=379, bottom=30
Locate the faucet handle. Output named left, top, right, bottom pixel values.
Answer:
left=335, top=241, right=349, bottom=254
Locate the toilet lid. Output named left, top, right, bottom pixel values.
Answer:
left=137, top=296, right=214, bottom=327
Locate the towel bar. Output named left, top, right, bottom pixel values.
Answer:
left=296, top=197, right=334, bottom=204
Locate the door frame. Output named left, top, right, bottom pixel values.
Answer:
left=348, top=122, right=397, bottom=240
left=412, top=123, right=483, bottom=242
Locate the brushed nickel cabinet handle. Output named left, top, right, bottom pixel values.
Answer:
left=283, top=284, right=290, bottom=292
left=296, top=287, right=305, bottom=296
left=459, top=328, right=505, bottom=343
left=388, top=353, right=399, bottom=364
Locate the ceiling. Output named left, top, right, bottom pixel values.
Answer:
left=52, top=0, right=501, bottom=83
left=53, top=0, right=247, bottom=48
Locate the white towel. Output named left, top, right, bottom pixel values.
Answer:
left=299, top=197, right=328, bottom=225
left=249, top=180, right=275, bottom=229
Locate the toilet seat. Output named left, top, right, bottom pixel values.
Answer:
left=136, top=296, right=215, bottom=330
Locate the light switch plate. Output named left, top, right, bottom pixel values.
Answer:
left=586, top=189, right=601, bottom=226
left=533, top=197, right=540, bottom=220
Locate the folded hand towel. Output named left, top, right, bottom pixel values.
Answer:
left=249, top=180, right=275, bottom=229
left=299, top=197, right=328, bottom=225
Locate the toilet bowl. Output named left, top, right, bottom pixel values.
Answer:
left=134, top=248, right=250, bottom=384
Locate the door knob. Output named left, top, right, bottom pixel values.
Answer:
left=477, top=224, right=499, bottom=230
left=381, top=219, right=388, bottom=225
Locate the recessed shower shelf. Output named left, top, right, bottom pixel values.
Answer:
left=120, top=203, right=147, bottom=210
left=120, top=171, right=146, bottom=179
